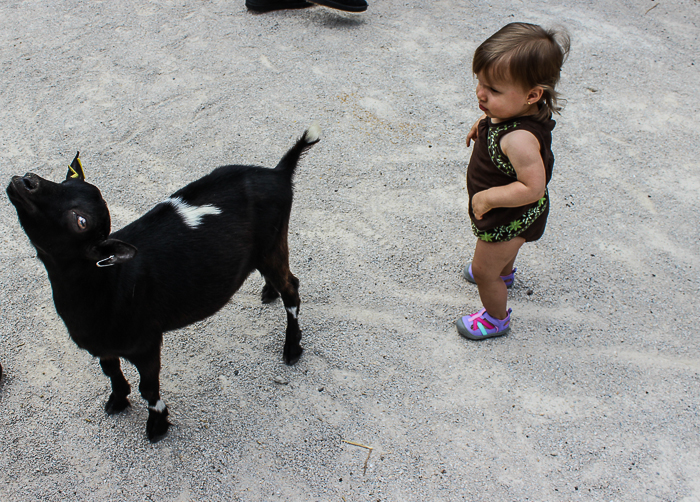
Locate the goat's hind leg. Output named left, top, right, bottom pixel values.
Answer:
left=263, top=268, right=303, bottom=365
left=261, top=275, right=280, bottom=304
left=280, top=273, right=303, bottom=365
left=100, top=357, right=131, bottom=414
left=131, top=347, right=171, bottom=442
left=259, top=218, right=303, bottom=364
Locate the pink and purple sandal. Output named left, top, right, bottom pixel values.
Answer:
left=463, top=263, right=516, bottom=289
left=456, top=308, right=512, bottom=340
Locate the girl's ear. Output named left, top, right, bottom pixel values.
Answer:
left=528, top=87, right=544, bottom=104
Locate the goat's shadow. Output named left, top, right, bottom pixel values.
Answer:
left=307, top=9, right=366, bottom=29
left=248, top=7, right=366, bottom=29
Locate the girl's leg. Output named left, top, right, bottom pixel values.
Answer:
left=471, top=237, right=525, bottom=319
left=501, top=255, right=517, bottom=277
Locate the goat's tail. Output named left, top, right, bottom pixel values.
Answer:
left=275, top=123, right=321, bottom=179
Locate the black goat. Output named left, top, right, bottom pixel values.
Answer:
left=6, top=126, right=319, bottom=441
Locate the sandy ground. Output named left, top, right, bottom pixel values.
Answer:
left=1, top=0, right=699, bottom=500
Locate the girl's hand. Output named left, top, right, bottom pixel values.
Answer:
left=472, top=191, right=491, bottom=220
left=466, top=113, right=487, bottom=147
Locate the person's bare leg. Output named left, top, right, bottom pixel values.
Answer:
left=500, top=254, right=517, bottom=277
left=471, top=237, right=525, bottom=319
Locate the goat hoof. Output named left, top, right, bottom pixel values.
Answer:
left=284, top=346, right=303, bottom=366
left=147, top=411, right=171, bottom=442
left=261, top=285, right=280, bottom=304
left=105, top=394, right=131, bottom=415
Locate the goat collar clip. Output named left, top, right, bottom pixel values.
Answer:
left=96, top=255, right=115, bottom=268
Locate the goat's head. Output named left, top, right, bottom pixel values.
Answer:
left=7, top=152, right=136, bottom=267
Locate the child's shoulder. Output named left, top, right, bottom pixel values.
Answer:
left=499, top=116, right=556, bottom=156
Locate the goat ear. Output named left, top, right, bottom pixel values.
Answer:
left=88, top=239, right=137, bottom=267
left=66, top=151, right=86, bottom=181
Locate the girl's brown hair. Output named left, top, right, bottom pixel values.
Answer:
left=473, top=23, right=570, bottom=121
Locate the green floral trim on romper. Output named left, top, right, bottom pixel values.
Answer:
left=487, top=121, right=520, bottom=178
left=472, top=120, right=549, bottom=242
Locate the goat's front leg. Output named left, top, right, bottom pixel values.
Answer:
left=99, top=357, right=131, bottom=414
left=131, top=348, right=170, bottom=442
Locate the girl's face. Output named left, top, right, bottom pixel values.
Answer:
left=475, top=71, right=541, bottom=123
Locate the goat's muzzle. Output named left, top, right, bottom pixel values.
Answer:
left=7, top=173, right=41, bottom=211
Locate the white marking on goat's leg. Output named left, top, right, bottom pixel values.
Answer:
left=165, top=197, right=222, bottom=228
left=148, top=399, right=167, bottom=413
left=286, top=306, right=298, bottom=319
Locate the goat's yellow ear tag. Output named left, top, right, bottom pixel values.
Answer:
left=66, top=151, right=85, bottom=181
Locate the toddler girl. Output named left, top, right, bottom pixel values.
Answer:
left=457, top=22, right=570, bottom=340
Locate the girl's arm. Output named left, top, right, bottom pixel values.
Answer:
left=472, top=129, right=546, bottom=220
left=466, top=113, right=487, bottom=147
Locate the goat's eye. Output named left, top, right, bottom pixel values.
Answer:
left=76, top=214, right=88, bottom=230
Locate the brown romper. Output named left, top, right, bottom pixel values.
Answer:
left=467, top=115, right=556, bottom=242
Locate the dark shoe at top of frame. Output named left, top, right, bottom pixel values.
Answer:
left=310, top=0, right=368, bottom=12
left=246, top=0, right=314, bottom=12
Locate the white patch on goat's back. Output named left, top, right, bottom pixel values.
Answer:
left=165, top=197, right=222, bottom=228
left=149, top=400, right=167, bottom=413
left=286, top=306, right=298, bottom=319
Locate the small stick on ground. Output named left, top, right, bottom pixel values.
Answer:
left=645, top=3, right=659, bottom=14
left=341, top=440, right=374, bottom=475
